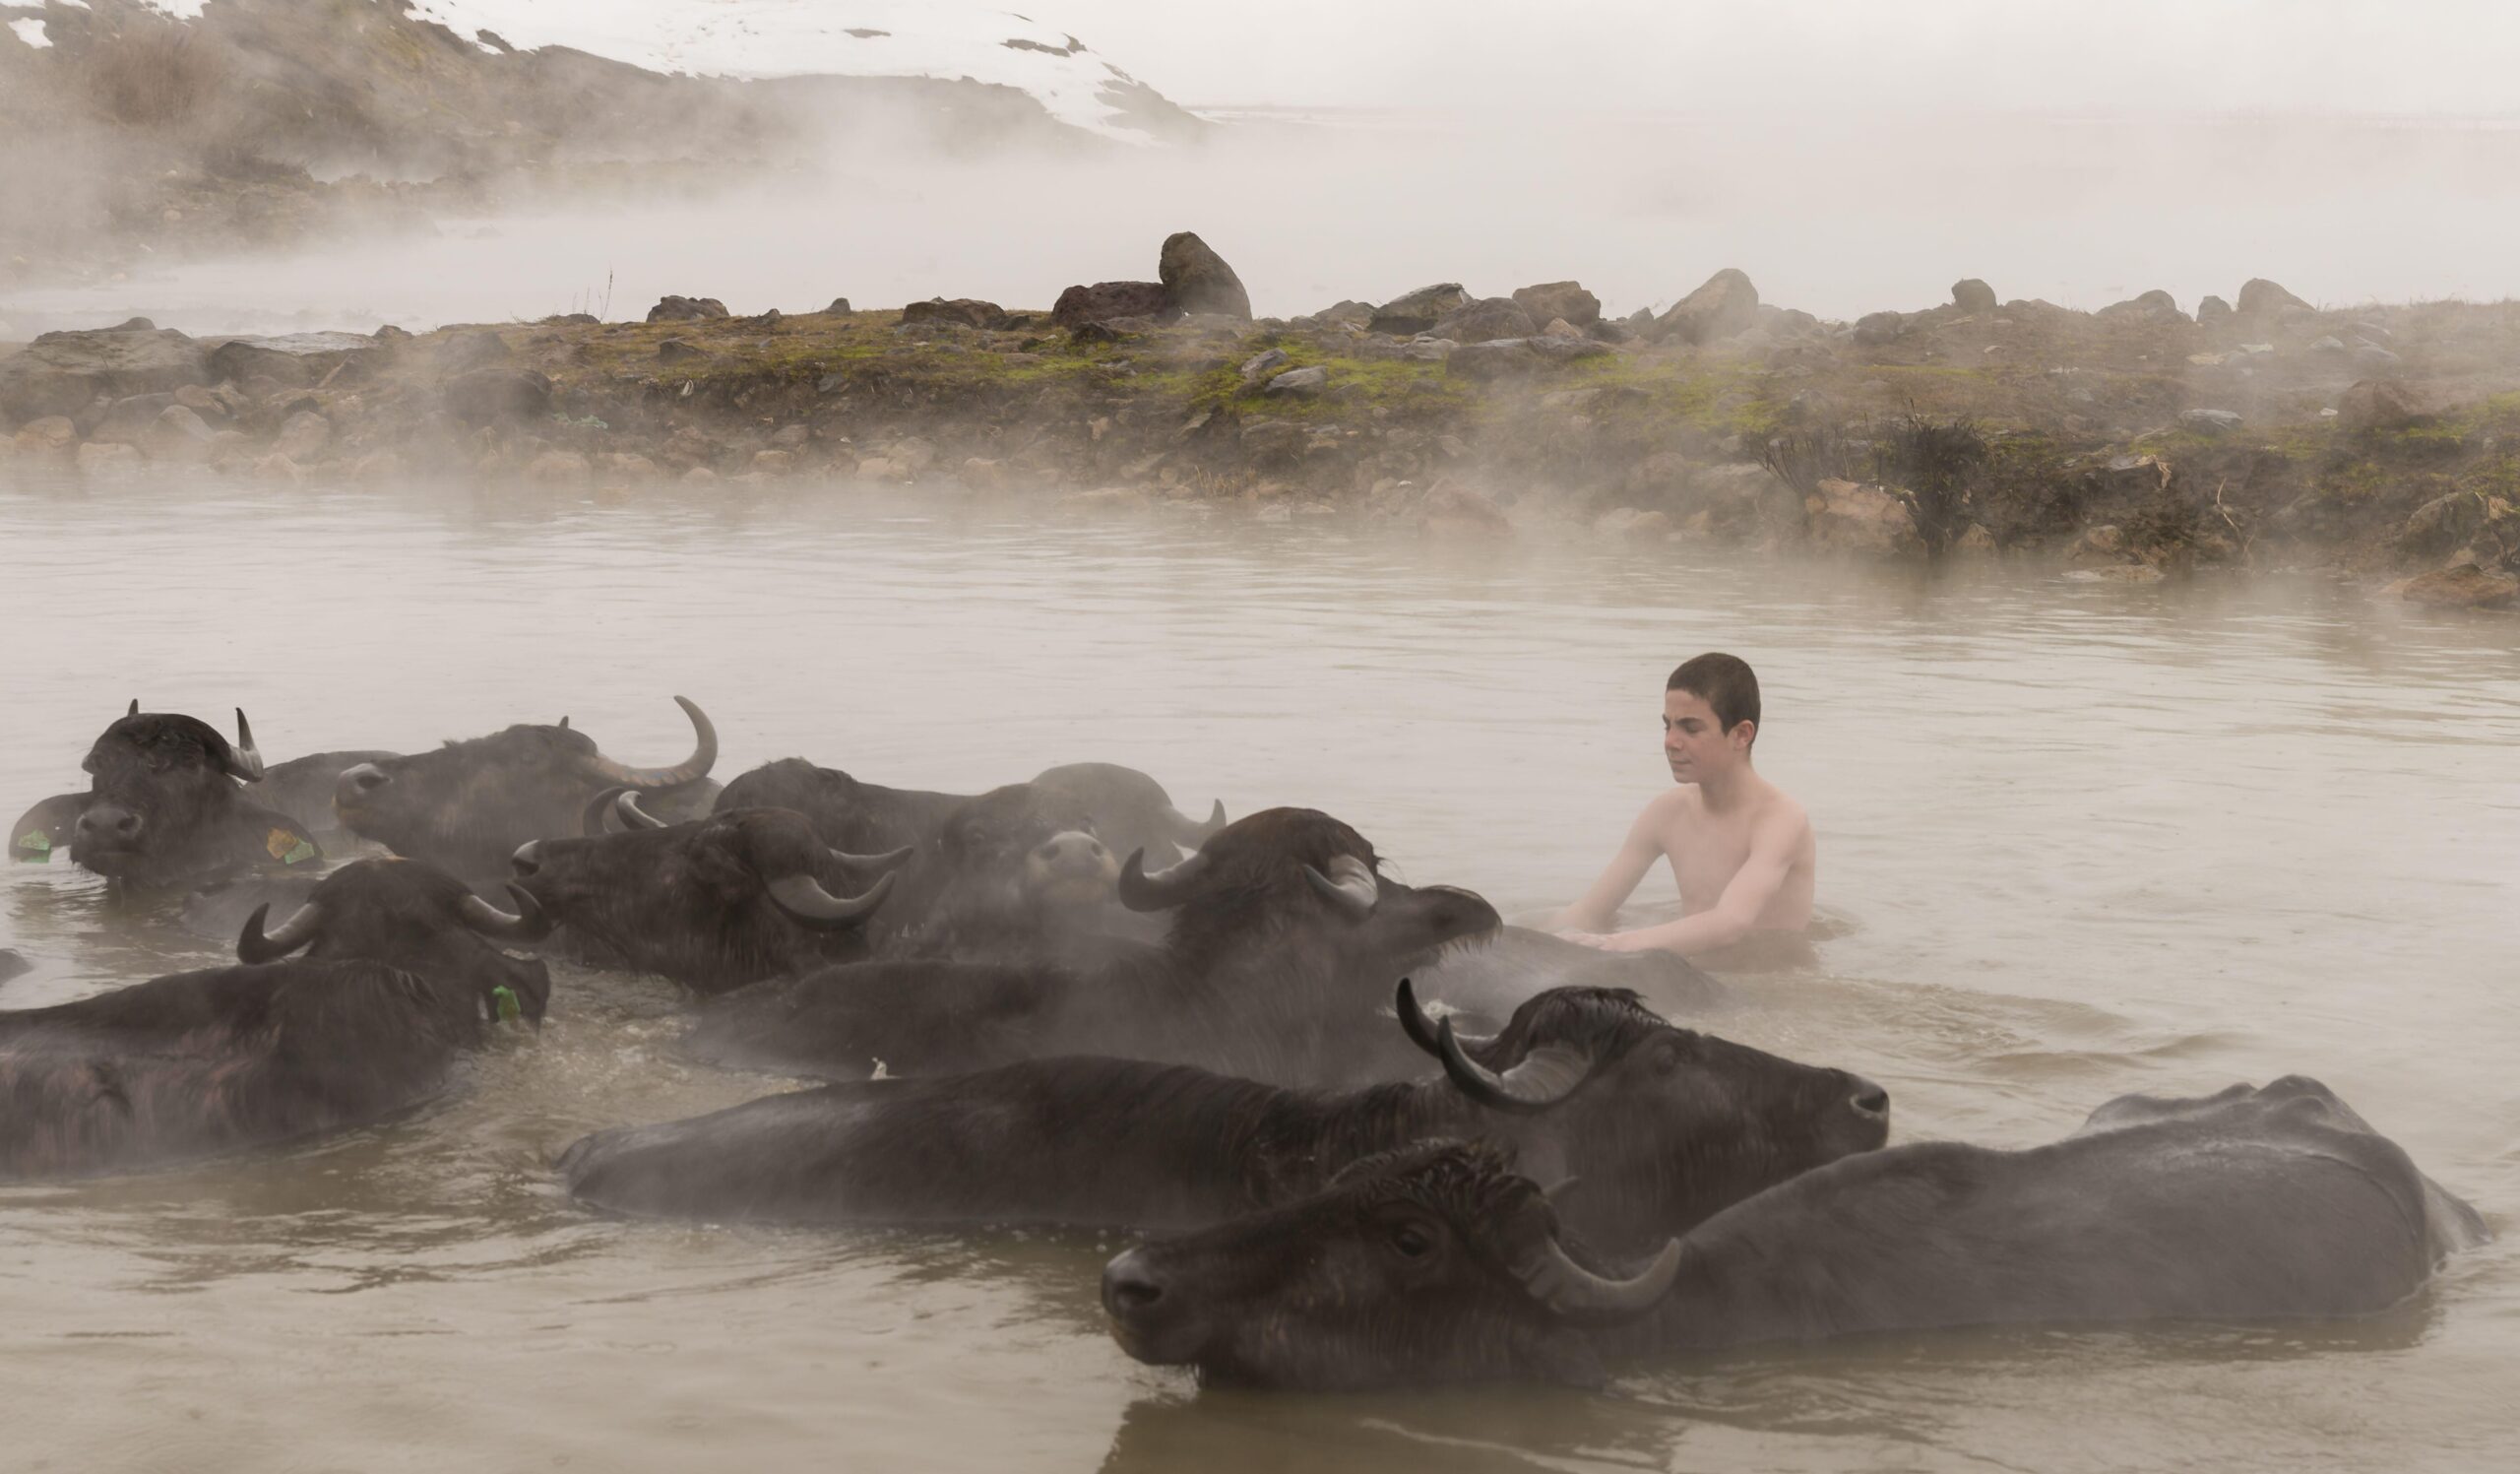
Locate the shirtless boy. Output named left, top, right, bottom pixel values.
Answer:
left=1554, top=653, right=1815, bottom=957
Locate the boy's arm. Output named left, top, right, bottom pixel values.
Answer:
left=1551, top=798, right=1668, bottom=933
left=1586, top=804, right=1803, bottom=956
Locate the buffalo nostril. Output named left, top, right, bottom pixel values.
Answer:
left=1102, top=1251, right=1166, bottom=1316
left=356, top=772, right=387, bottom=792
left=1850, top=1080, right=1890, bottom=1117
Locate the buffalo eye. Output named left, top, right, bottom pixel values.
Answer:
left=1389, top=1222, right=1435, bottom=1259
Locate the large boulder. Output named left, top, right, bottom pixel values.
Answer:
left=1052, top=281, right=1176, bottom=330
left=1446, top=340, right=1541, bottom=381
left=1950, top=278, right=1998, bottom=314
left=1158, top=232, right=1252, bottom=319
left=1511, top=282, right=1600, bottom=328
left=2098, top=289, right=2187, bottom=323
left=1430, top=297, right=1538, bottom=344
left=1806, top=479, right=1923, bottom=555
left=1652, top=268, right=1759, bottom=345
left=2339, top=378, right=2428, bottom=434
left=2236, top=278, right=2310, bottom=317
left=1853, top=311, right=1908, bottom=347
left=2398, top=492, right=2490, bottom=559
left=206, top=332, right=382, bottom=389
left=0, top=325, right=208, bottom=422
left=899, top=297, right=1008, bottom=330
left=443, top=367, right=552, bottom=426
left=2401, top=563, right=2518, bottom=610
left=1369, top=284, right=1471, bottom=336
left=648, top=295, right=729, bottom=323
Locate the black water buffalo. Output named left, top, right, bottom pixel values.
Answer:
left=717, top=757, right=1223, bottom=872
left=0, top=858, right=550, bottom=1180
left=680, top=806, right=1504, bottom=1087
left=0, top=949, right=28, bottom=986
left=9, top=705, right=331, bottom=888
left=561, top=982, right=1889, bottom=1257
left=509, top=793, right=904, bottom=992
left=332, top=697, right=719, bottom=877
left=1103, top=1079, right=2490, bottom=1390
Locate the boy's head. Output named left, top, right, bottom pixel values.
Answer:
left=1664, top=653, right=1760, bottom=781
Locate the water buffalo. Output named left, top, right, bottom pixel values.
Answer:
left=561, top=981, right=1889, bottom=1257
left=332, top=697, right=719, bottom=878
left=717, top=757, right=1224, bottom=872
left=508, top=792, right=904, bottom=993
left=1103, top=1078, right=2490, bottom=1390
left=0, top=858, right=551, bottom=1180
left=9, top=704, right=329, bottom=888
left=679, top=806, right=1504, bottom=1087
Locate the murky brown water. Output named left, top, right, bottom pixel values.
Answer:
left=3, top=469, right=2516, bottom=1472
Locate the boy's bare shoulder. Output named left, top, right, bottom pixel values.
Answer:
left=1640, top=785, right=1703, bottom=823
left=1757, top=784, right=1814, bottom=837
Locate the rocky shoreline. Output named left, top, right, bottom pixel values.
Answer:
left=4, top=234, right=2517, bottom=612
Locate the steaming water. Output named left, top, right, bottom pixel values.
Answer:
left=2, top=470, right=2516, bottom=1472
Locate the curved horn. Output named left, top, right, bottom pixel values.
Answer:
left=578, top=695, right=718, bottom=792
left=461, top=884, right=551, bottom=941
left=221, top=708, right=267, bottom=783
left=765, top=868, right=894, bottom=929
left=1434, top=1018, right=1595, bottom=1114
left=1166, top=799, right=1228, bottom=845
left=1304, top=853, right=1379, bottom=919
left=1514, top=1235, right=1682, bottom=1320
left=827, top=843, right=914, bottom=884
left=237, top=899, right=324, bottom=963
left=1115, top=847, right=1212, bottom=911
left=1395, top=978, right=1446, bottom=1058
left=580, top=787, right=622, bottom=836
left=612, top=791, right=669, bottom=829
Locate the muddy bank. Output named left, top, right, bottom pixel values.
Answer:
left=5, top=270, right=2518, bottom=611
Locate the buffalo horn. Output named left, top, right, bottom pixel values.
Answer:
left=461, top=884, right=551, bottom=941
left=1304, top=853, right=1379, bottom=919
left=828, top=844, right=914, bottom=884
left=126, top=698, right=139, bottom=718
left=579, top=696, right=718, bottom=792
left=1166, top=799, right=1228, bottom=845
left=1434, top=1017, right=1595, bottom=1113
left=1115, top=847, right=1212, bottom=911
left=1514, top=1235, right=1682, bottom=1320
left=222, top=708, right=268, bottom=783
left=237, top=899, right=325, bottom=963
left=765, top=869, right=894, bottom=929
left=1394, top=978, right=1447, bottom=1058
left=612, top=791, right=669, bottom=830
left=580, top=788, right=622, bottom=836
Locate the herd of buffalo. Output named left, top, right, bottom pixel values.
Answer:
left=3, top=697, right=2491, bottom=1390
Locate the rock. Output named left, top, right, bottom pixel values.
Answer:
left=2352, top=344, right=2403, bottom=373
left=1238, top=420, right=1304, bottom=466
left=1315, top=299, right=1375, bottom=327
left=1956, top=523, right=1997, bottom=552
left=1369, top=284, right=1471, bottom=337
left=1853, top=311, right=1907, bottom=347
left=2099, top=289, right=2185, bottom=322
left=899, top=297, right=1007, bottom=330
left=1446, top=340, right=1540, bottom=380
left=544, top=312, right=599, bottom=327
left=1400, top=339, right=1457, bottom=363
left=75, top=441, right=145, bottom=476
left=1586, top=318, right=1636, bottom=344
left=1066, top=320, right=1136, bottom=346
left=770, top=424, right=811, bottom=451
left=2401, top=563, right=2518, bottom=610
left=1950, top=278, right=1998, bottom=314
left=824, top=297, right=852, bottom=315
left=2071, top=524, right=2128, bottom=560
left=272, top=410, right=332, bottom=462
left=749, top=450, right=795, bottom=475
left=2338, top=379, right=2428, bottom=435
left=2197, top=295, right=2234, bottom=325
left=0, top=325, right=208, bottom=422
left=443, top=367, right=552, bottom=426
left=1430, top=297, right=1538, bottom=344
left=2236, top=278, right=2310, bottom=317
left=1418, top=480, right=1512, bottom=539
left=1052, top=281, right=1176, bottom=329
left=12, top=415, right=75, bottom=456
left=89, top=393, right=179, bottom=447
left=374, top=325, right=413, bottom=344
left=205, top=430, right=253, bottom=468
left=1806, top=479, right=1922, bottom=555
left=1264, top=364, right=1327, bottom=397
left=1653, top=269, right=1760, bottom=346
left=1527, top=335, right=1610, bottom=364
left=854, top=455, right=908, bottom=482
left=2399, top=491, right=2488, bottom=557
left=2178, top=408, right=2243, bottom=435
left=647, top=295, right=729, bottom=323
left=206, top=332, right=381, bottom=388
left=1238, top=348, right=1290, bottom=387
left=681, top=466, right=719, bottom=484
left=595, top=453, right=658, bottom=481
left=251, top=454, right=302, bottom=484
left=144, top=404, right=215, bottom=461
left=2308, top=335, right=2348, bottom=356
left=657, top=338, right=703, bottom=363
left=1158, top=231, right=1252, bottom=319
left=960, top=457, right=1014, bottom=492
left=438, top=330, right=512, bottom=372
left=1511, top=282, right=1601, bottom=328
left=527, top=450, right=592, bottom=485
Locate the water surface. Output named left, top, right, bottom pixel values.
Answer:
left=2, top=471, right=2515, bottom=1472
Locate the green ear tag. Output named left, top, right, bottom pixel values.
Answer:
left=282, top=839, right=317, bottom=865
left=15, top=832, right=50, bottom=857
left=490, top=986, right=521, bottom=1024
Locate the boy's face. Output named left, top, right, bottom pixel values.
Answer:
left=1663, top=688, right=1748, bottom=783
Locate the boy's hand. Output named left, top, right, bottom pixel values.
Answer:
left=1554, top=929, right=1618, bottom=950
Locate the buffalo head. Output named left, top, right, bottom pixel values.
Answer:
left=236, top=857, right=554, bottom=1025
left=10, top=703, right=319, bottom=888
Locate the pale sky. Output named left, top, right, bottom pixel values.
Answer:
left=1048, top=0, right=2520, bottom=115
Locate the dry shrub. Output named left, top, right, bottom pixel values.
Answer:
left=84, top=23, right=227, bottom=130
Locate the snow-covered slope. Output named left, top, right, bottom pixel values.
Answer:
left=387, top=1, right=1193, bottom=142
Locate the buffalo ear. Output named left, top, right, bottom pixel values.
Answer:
left=244, top=809, right=324, bottom=868
left=1514, top=1323, right=1607, bottom=1389
left=10, top=793, right=90, bottom=864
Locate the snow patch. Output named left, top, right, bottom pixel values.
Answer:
left=6, top=18, right=49, bottom=48
left=139, top=1, right=212, bottom=17
left=391, top=1, right=1182, bottom=141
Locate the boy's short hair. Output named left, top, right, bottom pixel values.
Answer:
left=1667, top=653, right=1761, bottom=737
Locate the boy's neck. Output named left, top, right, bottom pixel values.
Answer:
left=1693, top=759, right=1757, bottom=811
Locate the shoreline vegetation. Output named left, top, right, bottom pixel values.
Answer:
left=5, top=240, right=2518, bottom=612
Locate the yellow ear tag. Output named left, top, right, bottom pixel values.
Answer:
left=267, top=829, right=317, bottom=865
